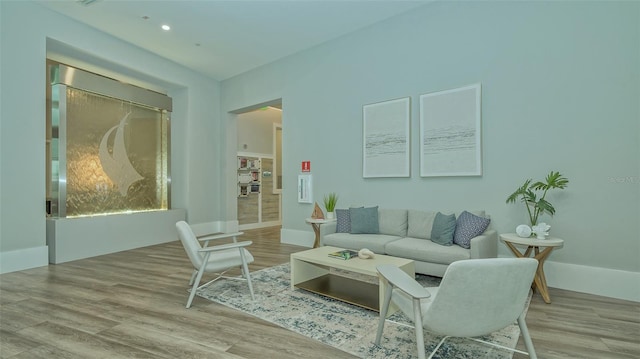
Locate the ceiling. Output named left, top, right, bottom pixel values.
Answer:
left=36, top=0, right=431, bottom=81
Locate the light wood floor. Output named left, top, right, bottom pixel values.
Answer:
left=1, top=226, right=638, bottom=358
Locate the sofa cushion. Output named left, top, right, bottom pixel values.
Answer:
left=456, top=210, right=487, bottom=220
left=350, top=206, right=379, bottom=234
left=323, top=233, right=401, bottom=254
left=453, top=211, right=491, bottom=249
left=407, top=210, right=437, bottom=239
left=335, top=209, right=351, bottom=233
left=385, top=237, right=471, bottom=265
left=430, top=212, right=456, bottom=246
left=378, top=209, right=408, bottom=237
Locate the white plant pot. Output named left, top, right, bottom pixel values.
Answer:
left=326, top=211, right=335, bottom=220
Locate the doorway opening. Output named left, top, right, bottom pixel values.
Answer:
left=235, top=102, right=282, bottom=230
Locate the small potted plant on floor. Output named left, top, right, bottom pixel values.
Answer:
left=323, top=192, right=339, bottom=220
left=506, top=171, right=569, bottom=236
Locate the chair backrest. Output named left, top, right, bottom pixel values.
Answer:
left=423, top=258, right=537, bottom=337
left=176, top=221, right=203, bottom=268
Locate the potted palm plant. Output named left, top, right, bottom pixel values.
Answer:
left=506, top=171, right=569, bottom=227
left=323, top=192, right=339, bottom=219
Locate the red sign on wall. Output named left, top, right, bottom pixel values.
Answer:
left=301, top=161, right=311, bottom=172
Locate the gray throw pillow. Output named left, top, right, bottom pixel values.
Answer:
left=350, top=206, right=379, bottom=234
left=335, top=209, right=351, bottom=233
left=430, top=212, right=456, bottom=246
left=453, top=211, right=491, bottom=249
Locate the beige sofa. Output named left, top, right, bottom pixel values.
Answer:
left=319, top=208, right=497, bottom=277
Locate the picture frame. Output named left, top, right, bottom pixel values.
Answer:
left=362, top=97, right=411, bottom=178
left=420, top=84, right=482, bottom=177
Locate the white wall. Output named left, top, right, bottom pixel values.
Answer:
left=0, top=1, right=222, bottom=272
left=221, top=1, right=639, bottom=300
left=237, top=107, right=282, bottom=155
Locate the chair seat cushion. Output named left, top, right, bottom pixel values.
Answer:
left=202, top=248, right=254, bottom=272
left=385, top=237, right=470, bottom=265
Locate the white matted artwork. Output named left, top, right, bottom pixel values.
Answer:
left=362, top=97, right=411, bottom=178
left=420, top=84, right=482, bottom=177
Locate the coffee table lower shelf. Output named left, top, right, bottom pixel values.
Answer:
left=290, top=246, right=415, bottom=317
left=295, top=274, right=379, bottom=312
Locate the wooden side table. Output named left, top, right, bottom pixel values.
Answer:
left=500, top=233, right=564, bottom=304
left=305, top=218, right=336, bottom=248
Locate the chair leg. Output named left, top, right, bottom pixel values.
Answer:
left=375, top=281, right=393, bottom=346
left=188, top=270, right=197, bottom=286
left=186, top=252, right=211, bottom=309
left=427, top=336, right=450, bottom=359
left=187, top=266, right=206, bottom=308
left=518, top=313, right=537, bottom=359
left=239, top=250, right=255, bottom=301
left=413, top=298, right=426, bottom=359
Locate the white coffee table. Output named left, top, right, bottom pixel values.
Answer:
left=291, top=246, right=415, bottom=316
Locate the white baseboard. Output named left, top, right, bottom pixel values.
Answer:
left=544, top=261, right=639, bottom=302
left=497, top=254, right=639, bottom=302
left=280, top=228, right=314, bottom=248
left=189, top=220, right=237, bottom=236
left=239, top=220, right=281, bottom=231
left=0, top=245, right=49, bottom=274
left=224, top=220, right=240, bottom=233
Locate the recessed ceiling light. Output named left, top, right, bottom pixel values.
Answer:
left=161, top=24, right=171, bottom=31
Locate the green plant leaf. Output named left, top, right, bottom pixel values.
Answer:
left=506, top=179, right=532, bottom=203
left=536, top=198, right=556, bottom=216
left=323, top=192, right=338, bottom=212
left=506, top=171, right=568, bottom=226
left=533, top=171, right=569, bottom=190
left=523, top=189, right=538, bottom=203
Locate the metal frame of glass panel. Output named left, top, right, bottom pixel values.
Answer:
left=48, top=63, right=172, bottom=218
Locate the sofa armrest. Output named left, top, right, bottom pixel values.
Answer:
left=469, top=229, right=498, bottom=259
left=319, top=221, right=337, bottom=246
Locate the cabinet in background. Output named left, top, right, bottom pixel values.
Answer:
left=238, top=157, right=260, bottom=197
left=237, top=155, right=281, bottom=228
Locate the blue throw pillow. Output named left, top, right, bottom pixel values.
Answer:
left=335, top=209, right=351, bottom=233
left=350, top=206, right=379, bottom=234
left=430, top=212, right=456, bottom=246
left=453, top=211, right=491, bottom=249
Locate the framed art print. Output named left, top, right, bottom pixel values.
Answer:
left=362, top=97, right=411, bottom=178
left=420, top=84, right=482, bottom=177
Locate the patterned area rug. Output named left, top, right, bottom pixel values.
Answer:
left=197, top=264, right=529, bottom=359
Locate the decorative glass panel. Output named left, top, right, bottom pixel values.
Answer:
left=48, top=63, right=171, bottom=218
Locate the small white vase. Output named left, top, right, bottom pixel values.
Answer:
left=516, top=224, right=532, bottom=238
left=532, top=222, right=550, bottom=240
left=326, top=211, right=335, bottom=220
